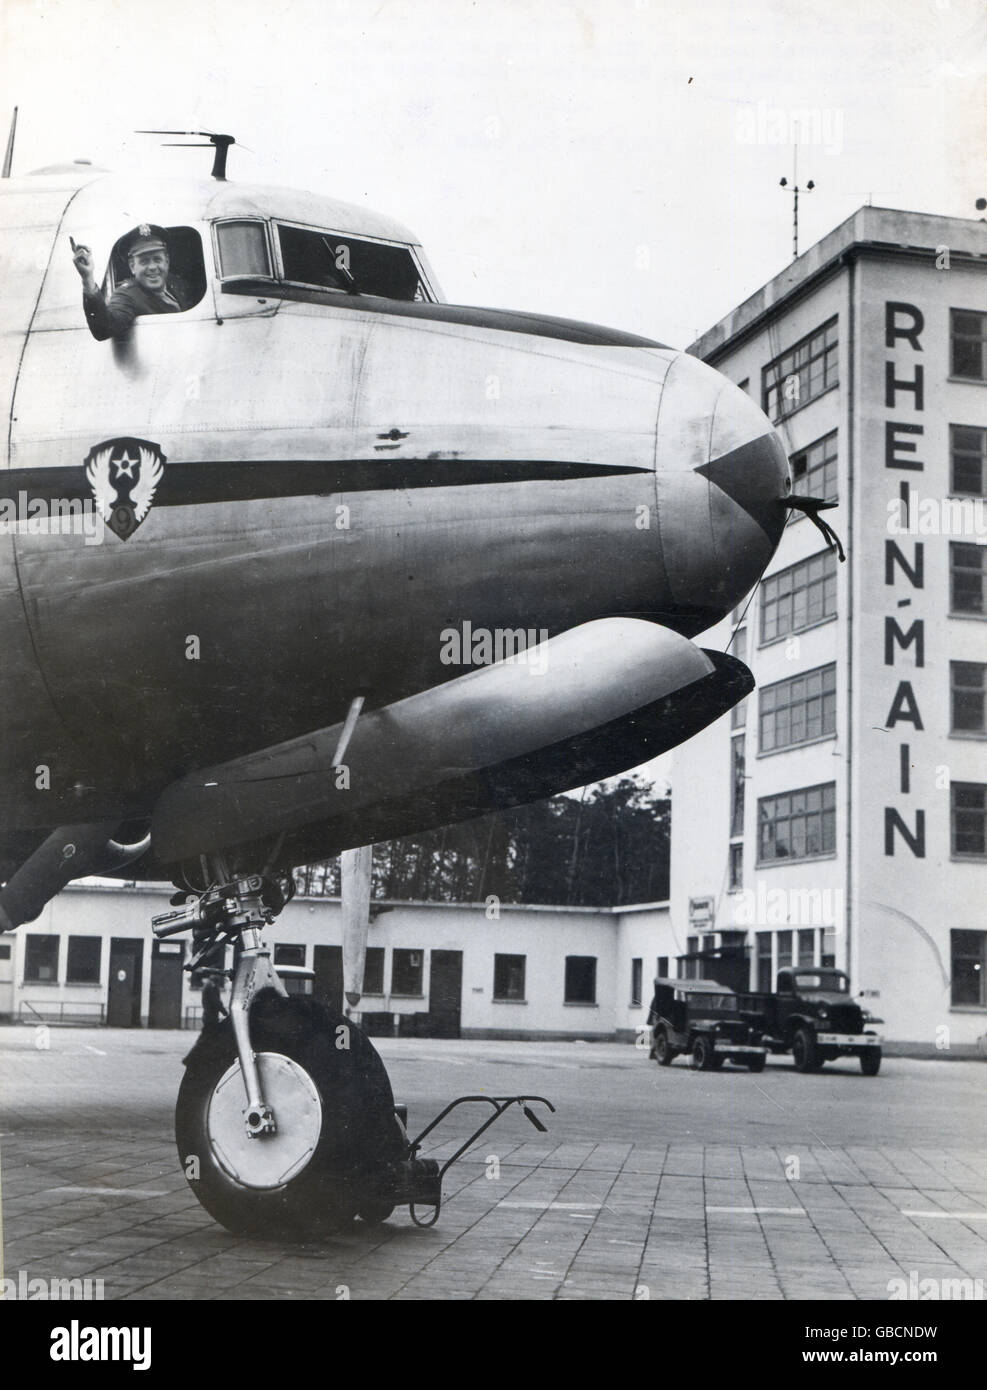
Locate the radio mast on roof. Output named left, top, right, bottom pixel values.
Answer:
left=779, top=134, right=814, bottom=260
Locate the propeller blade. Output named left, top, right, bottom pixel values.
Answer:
left=341, top=844, right=373, bottom=1010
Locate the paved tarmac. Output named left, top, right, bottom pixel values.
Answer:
left=1, top=1027, right=985, bottom=1301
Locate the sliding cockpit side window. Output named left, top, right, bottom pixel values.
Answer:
left=214, top=219, right=275, bottom=281
left=107, top=226, right=207, bottom=308
left=275, top=222, right=430, bottom=301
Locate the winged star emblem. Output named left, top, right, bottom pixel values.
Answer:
left=84, top=437, right=166, bottom=540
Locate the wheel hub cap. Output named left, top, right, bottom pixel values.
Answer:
left=207, top=1052, right=322, bottom=1189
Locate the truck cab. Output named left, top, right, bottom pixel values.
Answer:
left=763, top=968, right=882, bottom=1075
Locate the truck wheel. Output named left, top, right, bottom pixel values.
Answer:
left=860, top=1050, right=882, bottom=1077
left=654, top=1028, right=675, bottom=1066
left=692, top=1036, right=715, bottom=1071
left=791, top=1027, right=818, bottom=1074
left=746, top=1055, right=766, bottom=1073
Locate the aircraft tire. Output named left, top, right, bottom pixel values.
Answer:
left=176, top=992, right=406, bottom=1240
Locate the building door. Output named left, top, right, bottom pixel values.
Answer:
left=0, top=939, right=12, bottom=1020
left=107, top=938, right=144, bottom=1028
left=313, top=944, right=343, bottom=1014
left=428, top=950, right=462, bottom=1038
left=149, top=940, right=185, bottom=1029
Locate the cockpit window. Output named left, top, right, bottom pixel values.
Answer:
left=107, top=226, right=207, bottom=309
left=215, top=220, right=274, bottom=280
left=276, top=222, right=427, bottom=301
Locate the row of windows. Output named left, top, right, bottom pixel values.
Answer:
left=763, top=318, right=839, bottom=422
left=760, top=310, right=987, bottom=427
left=758, top=541, right=987, bottom=645
left=735, top=777, right=987, bottom=865
left=785, top=425, right=987, bottom=516
left=781, top=425, right=986, bottom=535
left=22, top=935, right=101, bottom=983
left=100, top=218, right=433, bottom=313
left=758, top=782, right=837, bottom=863
left=734, top=659, right=987, bottom=758
left=274, top=944, right=600, bottom=1005
left=761, top=549, right=838, bottom=643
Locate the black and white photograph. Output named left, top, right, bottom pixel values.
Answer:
left=0, top=0, right=984, bottom=1346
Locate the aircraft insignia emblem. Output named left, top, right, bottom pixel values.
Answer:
left=84, top=437, right=167, bottom=541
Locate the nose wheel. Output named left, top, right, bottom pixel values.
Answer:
left=176, top=991, right=407, bottom=1239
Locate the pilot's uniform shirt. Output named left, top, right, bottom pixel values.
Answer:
left=83, top=278, right=189, bottom=341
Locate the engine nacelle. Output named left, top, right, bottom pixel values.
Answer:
left=151, top=617, right=751, bottom=870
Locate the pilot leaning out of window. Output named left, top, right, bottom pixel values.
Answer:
left=72, top=223, right=191, bottom=341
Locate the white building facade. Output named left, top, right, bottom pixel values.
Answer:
left=0, top=881, right=671, bottom=1043
left=675, top=206, right=987, bottom=1053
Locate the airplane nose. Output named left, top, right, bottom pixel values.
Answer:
left=654, top=353, right=791, bottom=614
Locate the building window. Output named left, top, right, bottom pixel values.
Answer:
left=657, top=956, right=669, bottom=979
left=951, top=783, right=987, bottom=857
left=797, top=929, right=816, bottom=967
left=950, top=542, right=986, bottom=614
left=0, top=943, right=10, bottom=960
left=790, top=430, right=838, bottom=503
left=761, top=550, right=837, bottom=643
left=493, top=953, right=526, bottom=1002
left=274, top=943, right=306, bottom=966
left=762, top=318, right=838, bottom=421
left=729, top=842, right=744, bottom=890
left=822, top=927, right=836, bottom=968
left=66, top=937, right=101, bottom=984
left=564, top=956, right=597, bottom=1004
left=951, top=309, right=987, bottom=382
left=731, top=627, right=748, bottom=728
left=758, top=782, right=836, bottom=863
left=363, top=947, right=385, bottom=995
left=731, top=735, right=746, bottom=837
left=952, top=661, right=987, bottom=734
left=777, top=930, right=793, bottom=971
left=951, top=930, right=986, bottom=1006
left=391, top=949, right=424, bottom=996
left=759, top=663, right=837, bottom=753
left=951, top=425, right=987, bottom=496
left=756, top=932, right=772, bottom=992
left=24, top=935, right=59, bottom=982
left=630, top=958, right=643, bottom=1006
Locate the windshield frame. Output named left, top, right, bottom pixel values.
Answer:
left=272, top=216, right=438, bottom=303
left=792, top=969, right=849, bottom=994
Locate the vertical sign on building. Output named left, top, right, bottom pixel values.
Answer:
left=883, top=301, right=926, bottom=856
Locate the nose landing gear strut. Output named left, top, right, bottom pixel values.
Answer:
left=152, top=870, right=555, bottom=1240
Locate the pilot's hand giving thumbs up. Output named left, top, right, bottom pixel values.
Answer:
left=70, top=236, right=98, bottom=296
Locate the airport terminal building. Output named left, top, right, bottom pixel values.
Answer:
left=674, top=205, right=987, bottom=1052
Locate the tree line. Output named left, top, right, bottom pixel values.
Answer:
left=292, top=778, right=670, bottom=907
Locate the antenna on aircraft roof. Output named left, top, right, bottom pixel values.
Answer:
left=3, top=106, right=18, bottom=178
left=136, top=130, right=235, bottom=181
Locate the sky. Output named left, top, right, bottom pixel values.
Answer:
left=1, top=0, right=982, bottom=796
left=2, top=0, right=983, bottom=348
